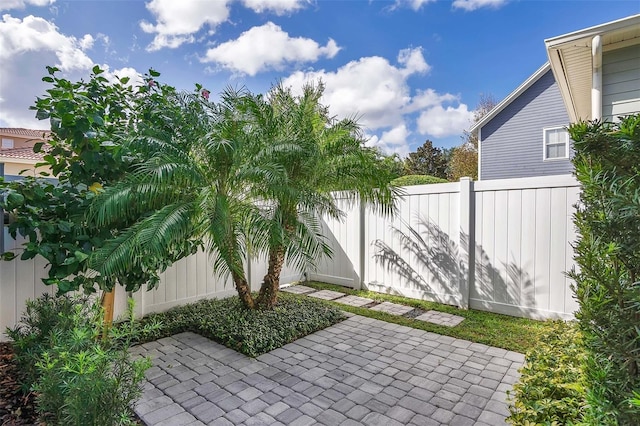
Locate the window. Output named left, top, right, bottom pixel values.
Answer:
left=543, top=127, right=569, bottom=160
left=1, top=138, right=14, bottom=149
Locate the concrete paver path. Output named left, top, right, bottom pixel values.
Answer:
left=133, top=314, right=523, bottom=426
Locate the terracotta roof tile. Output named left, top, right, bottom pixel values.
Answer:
left=0, top=146, right=48, bottom=161
left=0, top=128, right=50, bottom=139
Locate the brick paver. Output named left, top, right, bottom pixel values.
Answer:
left=306, top=289, right=346, bottom=300
left=415, top=310, right=465, bottom=327
left=332, top=295, right=374, bottom=307
left=133, top=315, right=522, bottom=425
left=280, top=285, right=317, bottom=295
left=368, top=301, right=414, bottom=315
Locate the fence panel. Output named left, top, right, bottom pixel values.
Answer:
left=363, top=182, right=464, bottom=306
left=471, top=176, right=580, bottom=319
left=1, top=174, right=583, bottom=340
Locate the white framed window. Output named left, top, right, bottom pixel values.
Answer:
left=1, top=138, right=14, bottom=149
left=543, top=127, right=569, bottom=160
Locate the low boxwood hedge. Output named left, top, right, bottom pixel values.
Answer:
left=134, top=292, right=346, bottom=357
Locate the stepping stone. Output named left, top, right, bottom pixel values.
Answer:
left=281, top=285, right=317, bottom=294
left=414, top=310, right=465, bottom=327
left=307, top=289, right=345, bottom=300
left=332, top=295, right=374, bottom=307
left=369, top=301, right=413, bottom=316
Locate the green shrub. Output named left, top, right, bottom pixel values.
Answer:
left=136, top=292, right=346, bottom=357
left=569, top=115, right=640, bottom=424
left=507, top=321, right=587, bottom=426
left=391, top=174, right=448, bottom=186
left=7, top=295, right=152, bottom=426
left=6, top=294, right=91, bottom=389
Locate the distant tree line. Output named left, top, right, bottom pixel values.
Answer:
left=382, top=95, right=497, bottom=184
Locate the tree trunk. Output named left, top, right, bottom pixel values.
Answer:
left=232, top=271, right=255, bottom=309
left=101, top=288, right=116, bottom=340
left=257, top=246, right=285, bottom=309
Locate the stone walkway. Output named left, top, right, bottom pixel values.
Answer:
left=133, top=314, right=523, bottom=426
left=282, top=285, right=465, bottom=328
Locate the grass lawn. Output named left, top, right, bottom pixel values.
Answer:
left=300, top=281, right=557, bottom=354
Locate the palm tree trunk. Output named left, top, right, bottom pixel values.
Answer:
left=232, top=271, right=255, bottom=309
left=257, top=246, right=285, bottom=309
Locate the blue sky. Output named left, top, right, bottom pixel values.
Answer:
left=1, top=1, right=638, bottom=155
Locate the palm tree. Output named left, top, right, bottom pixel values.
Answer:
left=87, top=88, right=278, bottom=309
left=251, top=82, right=401, bottom=308
left=87, top=83, right=400, bottom=311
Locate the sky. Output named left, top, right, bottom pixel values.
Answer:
left=1, top=1, right=638, bottom=156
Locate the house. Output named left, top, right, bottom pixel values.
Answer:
left=0, top=128, right=50, bottom=181
left=471, top=14, right=640, bottom=180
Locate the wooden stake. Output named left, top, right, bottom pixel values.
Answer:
left=101, top=288, right=115, bottom=339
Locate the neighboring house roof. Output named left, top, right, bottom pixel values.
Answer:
left=469, top=63, right=551, bottom=135
left=0, top=128, right=50, bottom=139
left=0, top=146, right=46, bottom=162
left=545, top=14, right=640, bottom=122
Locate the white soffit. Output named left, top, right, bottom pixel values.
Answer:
left=545, top=14, right=640, bottom=122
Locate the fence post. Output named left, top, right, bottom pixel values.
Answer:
left=458, top=177, right=473, bottom=309
left=358, top=199, right=365, bottom=290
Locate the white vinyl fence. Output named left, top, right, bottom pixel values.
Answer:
left=309, top=174, right=580, bottom=320
left=1, top=174, right=580, bottom=340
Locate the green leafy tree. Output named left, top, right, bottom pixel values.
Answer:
left=0, top=66, right=194, bottom=294
left=568, top=114, right=640, bottom=425
left=449, top=94, right=497, bottom=181
left=404, top=140, right=448, bottom=179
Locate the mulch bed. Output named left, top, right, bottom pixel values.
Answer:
left=0, top=342, right=40, bottom=426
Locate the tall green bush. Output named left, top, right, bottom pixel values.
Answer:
left=7, top=295, right=152, bottom=425
left=568, top=114, right=640, bottom=425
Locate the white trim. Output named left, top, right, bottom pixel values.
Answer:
left=542, top=126, right=570, bottom=161
left=544, top=14, right=640, bottom=50
left=477, top=131, right=482, bottom=180
left=545, top=14, right=640, bottom=123
left=469, top=63, right=551, bottom=135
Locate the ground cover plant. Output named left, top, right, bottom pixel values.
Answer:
left=133, top=292, right=346, bottom=357
left=6, top=295, right=152, bottom=426
left=507, top=320, right=587, bottom=425
left=569, top=114, right=640, bottom=424
left=303, top=281, right=555, bottom=353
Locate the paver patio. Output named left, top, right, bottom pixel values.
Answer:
left=133, top=314, right=523, bottom=425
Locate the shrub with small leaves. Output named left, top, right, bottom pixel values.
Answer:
left=507, top=321, right=587, bottom=426
left=135, top=292, right=346, bottom=357
left=6, top=295, right=153, bottom=426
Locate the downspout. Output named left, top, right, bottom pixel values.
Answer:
left=592, top=35, right=602, bottom=121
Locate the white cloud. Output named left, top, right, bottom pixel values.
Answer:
left=0, top=0, right=54, bottom=11
left=283, top=47, right=429, bottom=130
left=79, top=34, right=94, bottom=50
left=405, top=88, right=458, bottom=113
left=452, top=0, right=508, bottom=11
left=417, top=104, right=474, bottom=138
left=241, top=0, right=307, bottom=15
left=104, top=67, right=144, bottom=87
left=375, top=124, right=411, bottom=156
left=140, top=0, right=232, bottom=51
left=0, top=14, right=95, bottom=127
left=202, top=22, right=340, bottom=76
left=393, top=0, right=436, bottom=11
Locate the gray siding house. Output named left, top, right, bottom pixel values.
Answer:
left=473, top=65, right=572, bottom=180
left=472, top=14, right=640, bottom=181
